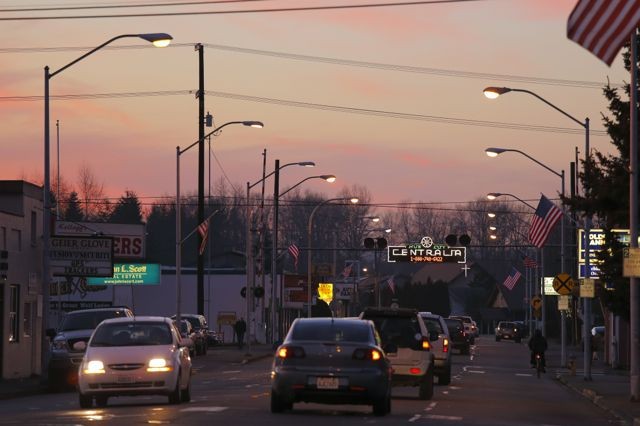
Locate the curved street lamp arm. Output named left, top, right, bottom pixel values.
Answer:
left=496, top=193, right=537, bottom=210
left=510, top=88, right=586, bottom=129
left=280, top=175, right=326, bottom=198
left=507, top=148, right=563, bottom=179
left=249, top=161, right=312, bottom=190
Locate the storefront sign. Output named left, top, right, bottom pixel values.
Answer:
left=388, top=236, right=466, bottom=264
left=87, top=263, right=160, bottom=285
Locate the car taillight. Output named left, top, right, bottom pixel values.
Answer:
left=443, top=338, right=449, bottom=353
left=421, top=338, right=431, bottom=351
left=277, top=346, right=306, bottom=359
left=352, top=348, right=382, bottom=361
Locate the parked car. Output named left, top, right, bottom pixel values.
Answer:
left=450, top=315, right=477, bottom=341
left=495, top=321, right=523, bottom=343
left=360, top=307, right=435, bottom=400
left=171, top=314, right=208, bottom=355
left=444, top=317, right=471, bottom=355
left=207, top=330, right=224, bottom=347
left=270, top=317, right=392, bottom=416
left=174, top=319, right=196, bottom=357
left=46, top=306, right=134, bottom=390
left=77, top=316, right=193, bottom=408
left=419, top=312, right=452, bottom=385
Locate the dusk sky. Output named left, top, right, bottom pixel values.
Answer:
left=0, top=0, right=630, bottom=213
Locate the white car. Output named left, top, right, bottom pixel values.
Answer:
left=77, top=316, right=192, bottom=408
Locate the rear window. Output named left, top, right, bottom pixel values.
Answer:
left=368, top=316, right=421, bottom=348
left=91, top=322, right=173, bottom=347
left=290, top=321, right=371, bottom=343
left=422, top=317, right=444, bottom=335
left=445, top=319, right=463, bottom=331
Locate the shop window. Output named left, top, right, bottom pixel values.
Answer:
left=9, top=285, right=19, bottom=342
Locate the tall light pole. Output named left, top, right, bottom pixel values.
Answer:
left=245, top=161, right=316, bottom=351
left=307, top=197, right=359, bottom=318
left=273, top=172, right=336, bottom=342
left=484, top=85, right=592, bottom=380
left=42, top=33, right=172, bottom=377
left=176, top=121, right=262, bottom=325
left=486, top=147, right=569, bottom=366
left=196, top=43, right=206, bottom=318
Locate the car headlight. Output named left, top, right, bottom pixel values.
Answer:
left=147, top=358, right=172, bottom=372
left=51, top=339, right=68, bottom=352
left=83, top=360, right=105, bottom=374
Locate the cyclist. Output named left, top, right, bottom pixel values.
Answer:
left=528, top=329, right=548, bottom=372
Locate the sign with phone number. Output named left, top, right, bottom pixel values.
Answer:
left=387, top=246, right=466, bottom=263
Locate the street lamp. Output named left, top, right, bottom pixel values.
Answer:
left=271, top=170, right=335, bottom=343
left=176, top=121, right=262, bottom=324
left=483, top=85, right=593, bottom=380
left=42, top=32, right=172, bottom=377
left=246, top=160, right=316, bottom=351
left=307, top=197, right=359, bottom=318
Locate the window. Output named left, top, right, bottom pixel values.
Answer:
left=10, top=229, right=21, bottom=252
left=30, top=211, right=37, bottom=246
left=23, top=302, right=32, bottom=337
left=0, top=226, right=6, bottom=250
left=9, top=285, right=19, bottom=342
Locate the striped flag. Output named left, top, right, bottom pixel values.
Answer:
left=502, top=267, right=522, bottom=291
left=197, top=218, right=210, bottom=255
left=387, top=276, right=396, bottom=294
left=568, top=0, right=640, bottom=66
left=341, top=263, right=353, bottom=278
left=288, top=243, right=299, bottom=268
left=521, top=254, right=538, bottom=269
left=529, top=195, right=563, bottom=249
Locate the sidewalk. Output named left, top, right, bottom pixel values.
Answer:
left=549, top=340, right=640, bottom=426
left=0, top=343, right=275, bottom=401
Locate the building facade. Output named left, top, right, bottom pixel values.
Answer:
left=0, top=181, right=43, bottom=379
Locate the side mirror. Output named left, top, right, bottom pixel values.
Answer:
left=45, top=328, right=57, bottom=339
left=72, top=341, right=87, bottom=351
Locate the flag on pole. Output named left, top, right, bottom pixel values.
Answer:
left=529, top=195, right=563, bottom=248
left=197, top=218, right=210, bottom=255
left=387, top=276, right=396, bottom=294
left=288, top=243, right=299, bottom=268
left=521, top=254, right=538, bottom=269
left=502, top=267, right=522, bottom=291
left=568, top=0, right=640, bottom=66
left=341, top=263, right=353, bottom=278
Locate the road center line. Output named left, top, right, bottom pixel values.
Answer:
left=409, top=414, right=421, bottom=422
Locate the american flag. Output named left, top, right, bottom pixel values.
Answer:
left=197, top=218, right=210, bottom=255
left=288, top=243, right=300, bottom=268
left=341, top=263, right=353, bottom=278
left=521, top=254, right=538, bottom=269
left=502, top=267, right=522, bottom=291
left=568, top=0, right=640, bottom=66
left=529, top=195, right=563, bottom=249
left=387, top=276, right=396, bottom=294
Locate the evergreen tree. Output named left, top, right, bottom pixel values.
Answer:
left=64, top=191, right=84, bottom=222
left=109, top=191, right=143, bottom=224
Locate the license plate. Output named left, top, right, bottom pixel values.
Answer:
left=316, top=377, right=339, bottom=389
left=117, top=375, right=133, bottom=384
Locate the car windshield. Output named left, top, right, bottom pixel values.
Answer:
left=369, top=317, right=421, bottom=348
left=291, top=321, right=371, bottom=342
left=184, top=317, right=202, bottom=330
left=90, top=322, right=173, bottom=347
left=59, top=310, right=128, bottom=331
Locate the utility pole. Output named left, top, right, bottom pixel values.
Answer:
left=197, top=43, right=205, bottom=316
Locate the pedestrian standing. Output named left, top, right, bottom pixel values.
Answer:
left=235, top=317, right=247, bottom=350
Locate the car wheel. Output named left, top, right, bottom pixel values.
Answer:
left=515, top=338, right=522, bottom=343
left=168, top=372, right=182, bottom=405
left=372, top=393, right=390, bottom=417
left=202, top=342, right=207, bottom=355
left=270, top=390, right=286, bottom=413
left=189, top=348, right=195, bottom=358
left=47, top=369, right=64, bottom=392
left=95, top=396, right=108, bottom=407
left=419, top=367, right=434, bottom=400
left=495, top=336, right=500, bottom=342
left=78, top=392, right=93, bottom=409
left=181, top=377, right=191, bottom=403
left=439, top=364, right=452, bottom=386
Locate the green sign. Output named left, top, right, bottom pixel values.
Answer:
left=87, top=263, right=160, bottom=285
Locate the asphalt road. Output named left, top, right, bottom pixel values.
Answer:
left=0, top=337, right=622, bottom=425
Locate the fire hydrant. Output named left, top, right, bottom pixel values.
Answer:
left=568, top=354, right=577, bottom=376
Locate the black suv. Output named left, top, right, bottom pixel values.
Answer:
left=46, top=307, right=134, bottom=390
left=172, top=314, right=208, bottom=355
left=495, top=321, right=523, bottom=343
left=444, top=317, right=471, bottom=355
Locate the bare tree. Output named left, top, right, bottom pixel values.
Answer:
left=78, top=164, right=106, bottom=220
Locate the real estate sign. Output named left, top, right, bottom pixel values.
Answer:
left=87, top=263, right=161, bottom=285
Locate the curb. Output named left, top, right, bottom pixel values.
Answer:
left=555, top=374, right=632, bottom=426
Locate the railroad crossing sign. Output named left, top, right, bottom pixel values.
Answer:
left=531, top=295, right=542, bottom=310
left=552, top=273, right=576, bottom=296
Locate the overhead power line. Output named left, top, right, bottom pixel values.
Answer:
left=0, top=88, right=608, bottom=136
left=0, top=42, right=620, bottom=90
left=0, top=0, right=483, bottom=21
left=0, top=0, right=269, bottom=13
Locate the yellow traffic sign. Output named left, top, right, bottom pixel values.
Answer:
left=553, top=273, right=575, bottom=295
left=531, top=295, right=542, bottom=309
